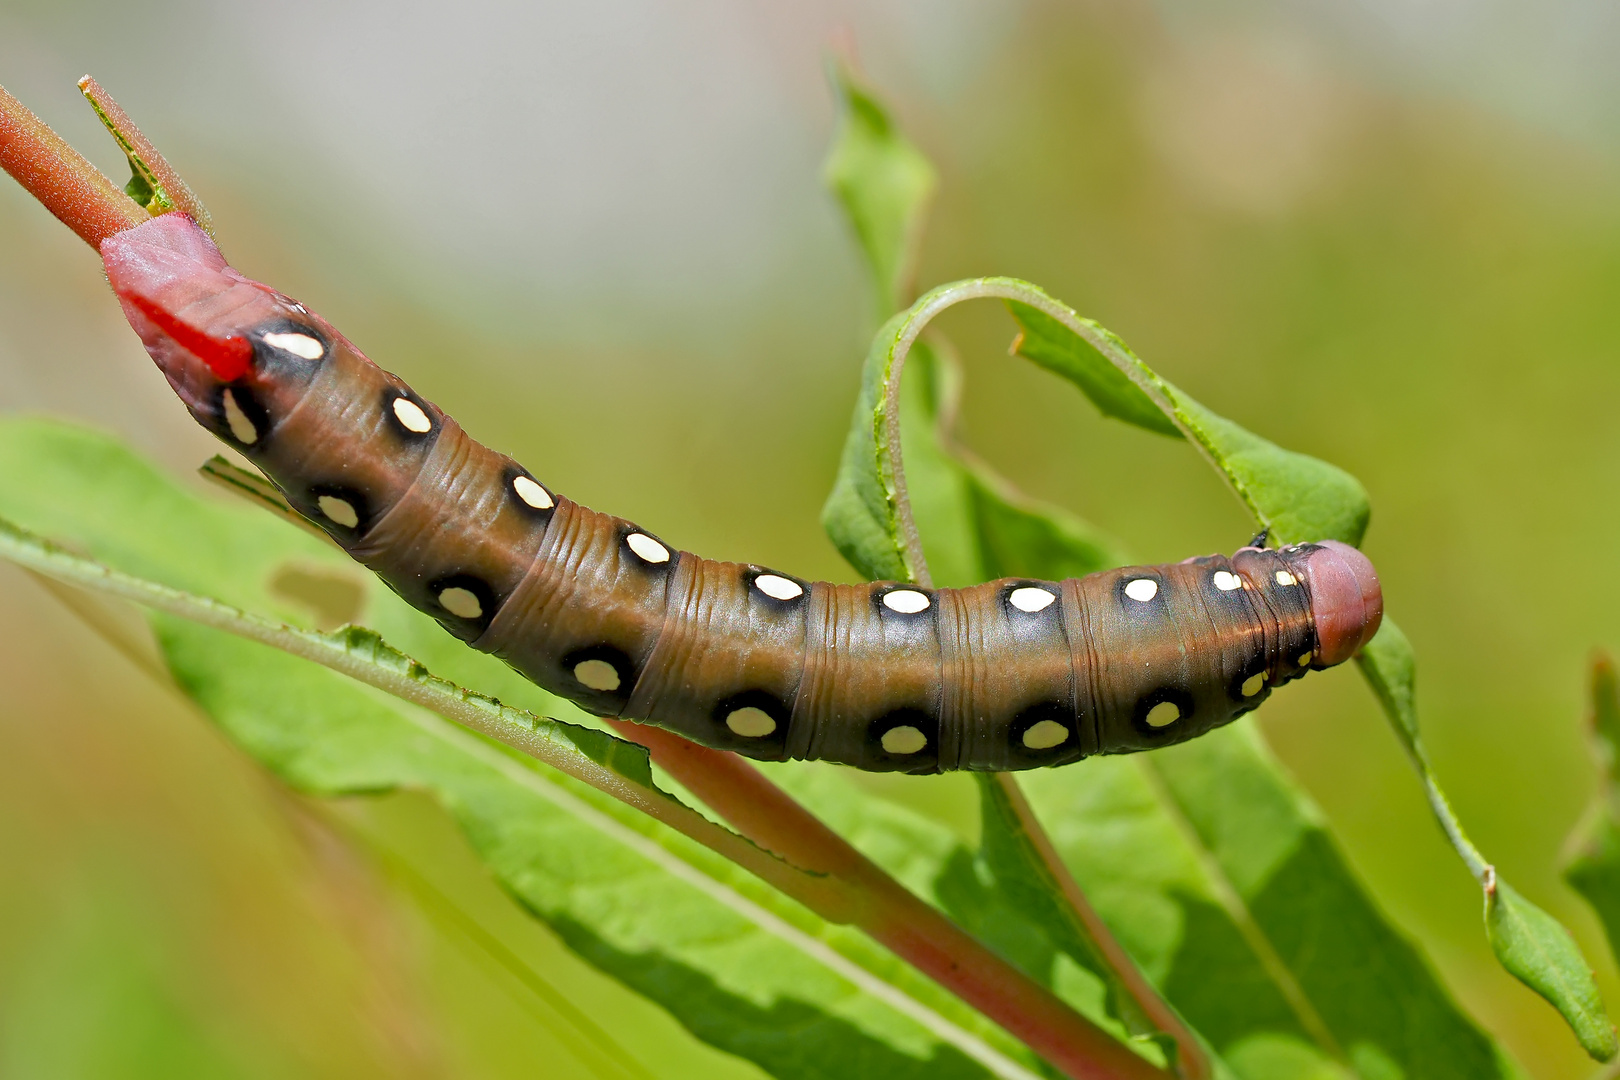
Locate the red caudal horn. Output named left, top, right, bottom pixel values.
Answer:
left=122, top=291, right=253, bottom=381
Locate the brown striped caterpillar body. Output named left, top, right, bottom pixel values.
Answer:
left=102, top=213, right=1383, bottom=773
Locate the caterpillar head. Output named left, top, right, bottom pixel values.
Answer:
left=1285, top=539, right=1383, bottom=666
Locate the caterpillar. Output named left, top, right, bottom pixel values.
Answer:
left=97, top=210, right=1382, bottom=774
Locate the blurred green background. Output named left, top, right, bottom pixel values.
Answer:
left=3, top=1, right=1620, bottom=1076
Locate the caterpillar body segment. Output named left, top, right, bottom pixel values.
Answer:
left=102, top=212, right=1383, bottom=773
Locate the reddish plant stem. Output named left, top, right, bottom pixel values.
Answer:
left=609, top=718, right=1168, bottom=1080
left=0, top=81, right=145, bottom=248
left=79, top=76, right=216, bottom=241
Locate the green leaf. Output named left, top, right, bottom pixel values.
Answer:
left=821, top=308, right=917, bottom=583
left=1024, top=727, right=1529, bottom=1080
left=1005, top=302, right=1180, bottom=439
left=0, top=417, right=1051, bottom=1080
left=78, top=76, right=217, bottom=239
left=821, top=77, right=1176, bottom=1069
left=823, top=61, right=937, bottom=313
left=1486, top=878, right=1614, bottom=1062
left=823, top=277, right=1370, bottom=589
left=1362, top=626, right=1616, bottom=1061
left=1003, top=297, right=1367, bottom=547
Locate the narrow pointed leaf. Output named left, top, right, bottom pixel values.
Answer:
left=1362, top=624, right=1615, bottom=1060
left=1003, top=297, right=1366, bottom=546
left=1486, top=878, right=1614, bottom=1062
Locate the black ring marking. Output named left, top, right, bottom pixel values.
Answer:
left=617, top=525, right=676, bottom=574
left=1008, top=701, right=1075, bottom=753
left=561, top=643, right=636, bottom=710
left=251, top=318, right=329, bottom=369
left=1002, top=581, right=1061, bottom=616
left=211, top=383, right=271, bottom=451
left=1116, top=573, right=1166, bottom=609
left=865, top=706, right=939, bottom=772
left=305, top=483, right=372, bottom=539
left=382, top=387, right=438, bottom=440
left=428, top=572, right=499, bottom=638
left=503, top=463, right=556, bottom=524
left=1228, top=658, right=1271, bottom=714
left=744, top=567, right=809, bottom=606
left=1131, top=686, right=1196, bottom=738
left=871, top=585, right=935, bottom=618
left=710, top=689, right=793, bottom=754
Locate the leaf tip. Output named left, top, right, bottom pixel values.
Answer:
left=1486, top=878, right=1616, bottom=1062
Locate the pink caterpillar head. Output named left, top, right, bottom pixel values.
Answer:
left=1282, top=539, right=1383, bottom=666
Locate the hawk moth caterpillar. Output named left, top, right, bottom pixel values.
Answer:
left=100, top=211, right=1383, bottom=774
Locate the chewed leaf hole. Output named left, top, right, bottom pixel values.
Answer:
left=268, top=561, right=366, bottom=629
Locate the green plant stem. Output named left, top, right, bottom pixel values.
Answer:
left=608, top=719, right=1168, bottom=1080
left=0, top=79, right=146, bottom=248
left=987, top=773, right=1211, bottom=1080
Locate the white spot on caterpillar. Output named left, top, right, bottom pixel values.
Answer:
left=317, top=495, right=359, bottom=529
left=1124, top=578, right=1158, bottom=603
left=1146, top=701, right=1181, bottom=728
left=391, top=396, right=433, bottom=433
left=222, top=389, right=257, bottom=444
left=1212, top=571, right=1243, bottom=592
left=573, top=659, right=620, bottom=692
left=1009, top=586, right=1057, bottom=613
left=882, top=589, right=930, bottom=614
left=754, top=574, right=803, bottom=601
left=1275, top=570, right=1298, bottom=586
left=261, top=331, right=324, bottom=360
left=626, top=532, right=670, bottom=564
left=1298, top=651, right=1313, bottom=667
left=1022, top=719, right=1070, bottom=750
left=881, top=725, right=927, bottom=754
left=512, top=474, right=553, bottom=510
left=438, top=586, right=483, bottom=620
left=1241, top=672, right=1266, bottom=697
left=725, top=707, right=776, bottom=738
